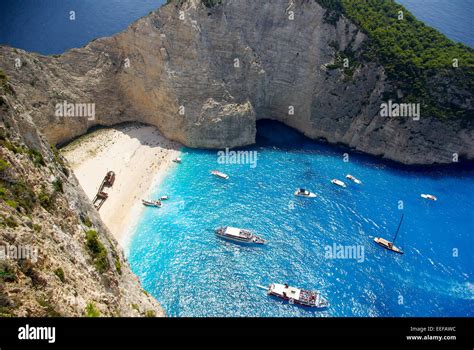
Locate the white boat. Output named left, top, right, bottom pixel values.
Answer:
left=374, top=237, right=403, bottom=254
left=421, top=194, right=437, bottom=201
left=215, top=226, right=266, bottom=244
left=346, top=174, right=362, bottom=184
left=331, top=179, right=346, bottom=188
left=160, top=195, right=169, bottom=200
left=267, top=283, right=329, bottom=309
left=172, top=157, right=182, bottom=163
left=211, top=170, right=229, bottom=180
left=294, top=188, right=317, bottom=198
left=374, top=214, right=404, bottom=254
left=142, top=199, right=162, bottom=208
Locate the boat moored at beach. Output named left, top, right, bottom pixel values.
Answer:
left=294, top=188, right=317, bottom=198
left=142, top=199, right=162, bottom=208
left=173, top=157, right=182, bottom=163
left=421, top=194, right=437, bottom=201
left=215, top=226, right=266, bottom=244
left=211, top=170, right=230, bottom=180
left=346, top=174, right=362, bottom=184
left=266, top=283, right=329, bottom=309
left=104, top=171, right=116, bottom=186
left=331, top=179, right=347, bottom=188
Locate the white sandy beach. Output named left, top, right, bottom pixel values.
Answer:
left=61, top=123, right=181, bottom=246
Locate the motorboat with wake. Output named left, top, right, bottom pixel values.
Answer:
left=331, top=179, right=347, bottom=188
left=346, top=174, right=362, bottom=184
left=374, top=214, right=404, bottom=254
left=294, top=188, right=317, bottom=198
left=211, top=170, right=229, bottom=180
left=262, top=283, right=329, bottom=309
left=421, top=194, right=437, bottom=201
left=142, top=199, right=162, bottom=208
left=215, top=226, right=266, bottom=244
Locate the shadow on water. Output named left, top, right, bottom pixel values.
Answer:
left=254, top=119, right=474, bottom=177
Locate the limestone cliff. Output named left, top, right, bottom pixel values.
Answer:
left=0, top=82, right=164, bottom=316
left=0, top=0, right=473, bottom=165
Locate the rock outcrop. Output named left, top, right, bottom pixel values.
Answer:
left=0, top=84, right=164, bottom=316
left=0, top=0, right=473, bottom=164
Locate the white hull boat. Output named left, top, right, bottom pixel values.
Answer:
left=172, top=157, right=182, bottom=163
left=331, top=179, right=347, bottom=188
left=215, top=226, right=266, bottom=244
left=142, top=199, right=162, bottom=208
left=374, top=237, right=403, bottom=254
left=267, top=283, right=329, bottom=309
left=421, top=194, right=437, bottom=201
left=374, top=214, right=404, bottom=254
left=211, top=170, right=229, bottom=180
left=346, top=174, right=362, bottom=184
left=294, top=188, right=317, bottom=198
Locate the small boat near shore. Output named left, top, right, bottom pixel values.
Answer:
left=266, top=283, right=329, bottom=309
left=421, top=194, right=437, bottom=201
left=331, top=179, right=346, bottom=188
left=211, top=170, right=229, bottom=180
left=142, top=199, right=162, bottom=208
left=294, top=188, right=317, bottom=198
left=172, top=157, right=182, bottom=163
left=160, top=195, right=169, bottom=200
left=346, top=174, right=362, bottom=184
left=215, top=226, right=266, bottom=244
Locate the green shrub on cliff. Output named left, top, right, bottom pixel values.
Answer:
left=54, top=267, right=65, bottom=283
left=315, top=0, right=474, bottom=119
left=0, top=180, right=37, bottom=214
left=28, top=148, right=46, bottom=167
left=85, top=230, right=109, bottom=273
left=0, top=69, right=13, bottom=94
left=85, top=302, right=101, bottom=317
left=202, top=0, right=221, bottom=7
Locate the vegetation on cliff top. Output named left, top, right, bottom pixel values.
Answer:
left=315, top=0, right=474, bottom=119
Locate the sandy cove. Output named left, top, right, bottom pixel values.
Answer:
left=61, top=123, right=181, bottom=246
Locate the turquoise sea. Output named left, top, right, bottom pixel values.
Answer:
left=1, top=0, right=472, bottom=317
left=128, top=121, right=474, bottom=317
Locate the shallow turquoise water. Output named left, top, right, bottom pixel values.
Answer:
left=128, top=121, right=474, bottom=317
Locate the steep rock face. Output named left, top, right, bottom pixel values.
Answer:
left=0, top=0, right=472, bottom=164
left=0, top=89, right=164, bottom=316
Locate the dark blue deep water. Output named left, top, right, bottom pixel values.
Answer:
left=0, top=0, right=165, bottom=55
left=396, top=0, right=474, bottom=47
left=128, top=121, right=474, bottom=317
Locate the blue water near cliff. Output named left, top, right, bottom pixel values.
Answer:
left=128, top=120, right=474, bottom=317
left=0, top=0, right=472, bottom=55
